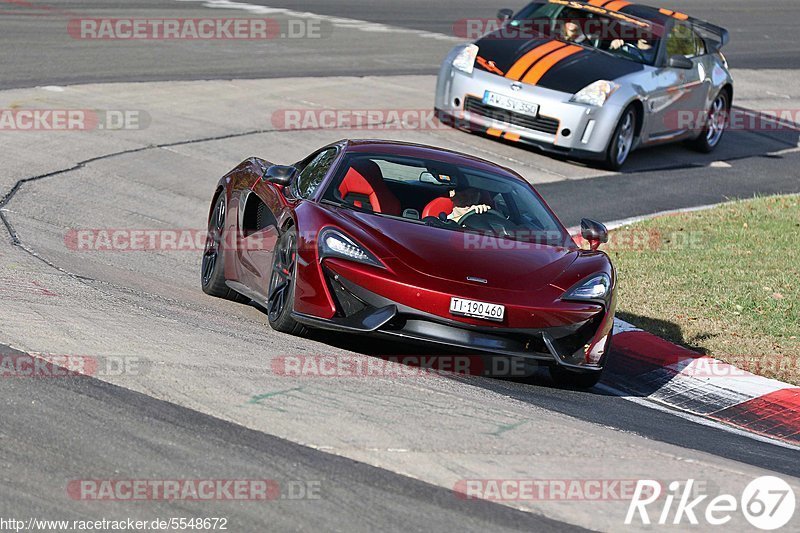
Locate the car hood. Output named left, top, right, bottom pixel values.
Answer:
left=473, top=33, right=644, bottom=94
left=339, top=210, right=579, bottom=292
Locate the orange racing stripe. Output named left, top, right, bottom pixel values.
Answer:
left=506, top=41, right=567, bottom=80
left=603, top=0, right=631, bottom=11
left=521, top=44, right=583, bottom=85
left=659, top=8, right=689, bottom=20
left=588, top=0, right=611, bottom=6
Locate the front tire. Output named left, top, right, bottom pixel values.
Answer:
left=267, top=227, right=307, bottom=336
left=686, top=90, right=730, bottom=153
left=602, top=105, right=637, bottom=171
left=201, top=194, right=248, bottom=303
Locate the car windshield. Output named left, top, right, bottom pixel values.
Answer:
left=322, top=152, right=571, bottom=247
left=510, top=2, right=662, bottom=65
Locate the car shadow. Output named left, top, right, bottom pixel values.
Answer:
left=304, top=327, right=614, bottom=394
left=300, top=310, right=721, bottom=401
left=616, top=311, right=711, bottom=355
left=249, top=303, right=711, bottom=399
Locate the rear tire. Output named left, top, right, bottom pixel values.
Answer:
left=686, top=90, right=730, bottom=153
left=601, top=105, right=637, bottom=171
left=549, top=365, right=603, bottom=389
left=267, top=227, right=307, bottom=336
left=201, top=194, right=248, bottom=303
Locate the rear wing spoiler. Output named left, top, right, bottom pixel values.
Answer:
left=687, top=17, right=730, bottom=51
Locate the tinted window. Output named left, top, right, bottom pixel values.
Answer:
left=667, top=22, right=702, bottom=57
left=323, top=153, right=570, bottom=247
left=294, top=148, right=338, bottom=199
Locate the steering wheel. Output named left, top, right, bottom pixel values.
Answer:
left=458, top=209, right=511, bottom=232
left=618, top=42, right=645, bottom=62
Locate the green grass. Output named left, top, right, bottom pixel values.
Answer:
left=608, top=195, right=800, bottom=384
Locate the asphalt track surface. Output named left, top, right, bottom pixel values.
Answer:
left=0, top=343, right=579, bottom=532
left=0, top=0, right=798, bottom=89
left=1, top=0, right=800, bottom=531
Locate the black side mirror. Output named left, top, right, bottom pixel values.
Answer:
left=265, top=165, right=297, bottom=186
left=581, top=218, right=609, bottom=251
left=497, top=8, right=514, bottom=21
left=667, top=55, right=694, bottom=69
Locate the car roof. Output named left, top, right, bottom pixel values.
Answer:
left=542, top=0, right=662, bottom=29
left=561, top=1, right=722, bottom=31
left=542, top=1, right=728, bottom=47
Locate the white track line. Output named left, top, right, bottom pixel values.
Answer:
left=175, top=0, right=460, bottom=41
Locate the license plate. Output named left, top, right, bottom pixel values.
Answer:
left=483, top=91, right=539, bottom=117
left=450, top=297, right=505, bottom=322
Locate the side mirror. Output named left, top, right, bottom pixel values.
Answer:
left=581, top=218, right=609, bottom=251
left=265, top=165, right=297, bottom=186
left=667, top=55, right=694, bottom=69
left=497, top=8, right=514, bottom=21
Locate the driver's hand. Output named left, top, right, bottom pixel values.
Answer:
left=448, top=204, right=492, bottom=221
left=610, top=39, right=624, bottom=50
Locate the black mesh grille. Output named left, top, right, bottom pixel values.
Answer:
left=464, top=96, right=560, bottom=135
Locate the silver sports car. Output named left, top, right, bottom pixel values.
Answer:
left=435, top=0, right=733, bottom=169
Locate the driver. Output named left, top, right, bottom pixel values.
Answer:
left=447, top=187, right=492, bottom=223
left=562, top=20, right=590, bottom=44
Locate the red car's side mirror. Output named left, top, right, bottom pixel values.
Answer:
left=581, top=218, right=609, bottom=251
left=265, top=165, right=298, bottom=187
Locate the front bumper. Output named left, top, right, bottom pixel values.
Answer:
left=293, top=264, right=615, bottom=371
left=435, top=63, right=624, bottom=158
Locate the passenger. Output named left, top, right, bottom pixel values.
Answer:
left=609, top=38, right=653, bottom=52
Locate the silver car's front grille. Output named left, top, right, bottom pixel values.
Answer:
left=464, top=96, right=560, bottom=136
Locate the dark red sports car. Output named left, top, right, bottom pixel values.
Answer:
left=202, top=140, right=615, bottom=387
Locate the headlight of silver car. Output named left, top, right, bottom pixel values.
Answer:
left=452, top=44, right=479, bottom=75
left=562, top=273, right=612, bottom=305
left=571, top=80, right=620, bottom=107
left=319, top=228, right=384, bottom=268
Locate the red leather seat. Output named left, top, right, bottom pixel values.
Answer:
left=338, top=160, right=401, bottom=216
left=422, top=196, right=455, bottom=219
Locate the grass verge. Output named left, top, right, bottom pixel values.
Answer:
left=608, top=194, right=799, bottom=384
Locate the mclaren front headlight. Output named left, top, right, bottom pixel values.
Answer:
left=562, top=273, right=612, bottom=305
left=318, top=228, right=384, bottom=268
left=452, top=44, right=479, bottom=75
left=571, top=80, right=620, bottom=107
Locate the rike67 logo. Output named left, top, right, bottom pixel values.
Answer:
left=626, top=477, right=796, bottom=530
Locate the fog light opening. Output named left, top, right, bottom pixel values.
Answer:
left=561, top=128, right=572, bottom=138
left=454, top=97, right=461, bottom=108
